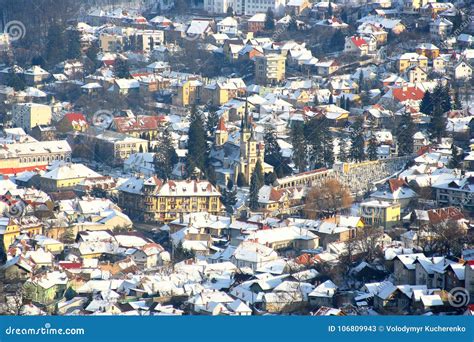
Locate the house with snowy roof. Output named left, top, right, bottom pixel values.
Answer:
left=119, top=176, right=222, bottom=223
left=23, top=270, right=69, bottom=305
left=344, top=36, right=374, bottom=56
left=371, top=178, right=418, bottom=209
left=56, top=112, right=89, bottom=133
left=39, top=163, right=102, bottom=192
left=308, top=280, right=337, bottom=307
left=430, top=17, right=453, bottom=39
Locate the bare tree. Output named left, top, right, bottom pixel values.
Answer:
left=304, top=179, right=353, bottom=219
left=419, top=220, right=470, bottom=256
left=2, top=287, right=26, bottom=315
left=345, top=225, right=384, bottom=263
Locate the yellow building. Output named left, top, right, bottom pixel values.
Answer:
left=71, top=127, right=149, bottom=167
left=0, top=216, right=43, bottom=250
left=255, top=54, right=286, bottom=85
left=40, top=163, right=103, bottom=192
left=36, top=237, right=64, bottom=254
left=416, top=44, right=440, bottom=59
left=202, top=79, right=246, bottom=107
left=397, top=53, right=428, bottom=73
left=12, top=103, right=52, bottom=132
left=0, top=140, right=71, bottom=175
left=173, top=79, right=202, bottom=107
left=408, top=66, right=428, bottom=83
left=118, top=177, right=222, bottom=223
left=257, top=185, right=305, bottom=215
left=99, top=33, right=124, bottom=52
left=360, top=200, right=401, bottom=229
left=111, top=115, right=165, bottom=140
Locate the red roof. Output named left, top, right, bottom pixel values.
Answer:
left=295, top=253, right=314, bottom=265
left=131, top=72, right=152, bottom=78
left=113, top=115, right=166, bottom=132
left=427, top=207, right=464, bottom=224
left=59, top=261, right=83, bottom=269
left=388, top=179, right=407, bottom=192
left=135, top=17, right=148, bottom=23
left=0, top=164, right=48, bottom=175
left=64, top=112, right=87, bottom=123
left=392, top=87, right=425, bottom=102
left=351, top=36, right=367, bottom=48
left=417, top=145, right=431, bottom=156
left=269, top=188, right=286, bottom=201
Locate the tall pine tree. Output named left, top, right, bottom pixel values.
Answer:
left=206, top=110, right=219, bottom=136
left=338, top=138, right=348, bottom=162
left=367, top=135, right=378, bottom=161
left=448, top=144, right=462, bottom=169
left=154, top=129, right=178, bottom=179
left=291, top=122, right=307, bottom=172
left=264, top=8, right=275, bottom=30
left=264, top=128, right=291, bottom=177
left=66, top=28, right=82, bottom=60
left=45, top=23, right=66, bottom=66
left=6, top=70, right=26, bottom=91
left=114, top=58, right=131, bottom=78
left=221, top=179, right=237, bottom=215
left=249, top=169, right=260, bottom=210
left=254, top=159, right=264, bottom=189
left=186, top=108, right=209, bottom=175
left=429, top=103, right=446, bottom=142
left=420, top=90, right=433, bottom=115
left=397, top=111, right=414, bottom=156
left=453, top=86, right=462, bottom=110
left=350, top=119, right=365, bottom=162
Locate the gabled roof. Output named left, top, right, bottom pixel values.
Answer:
left=63, top=112, right=88, bottom=124
left=427, top=207, right=464, bottom=224
left=351, top=36, right=368, bottom=48
left=392, top=86, right=425, bottom=102
left=113, top=115, right=166, bottom=132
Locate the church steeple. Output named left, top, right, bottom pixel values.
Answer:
left=242, top=94, right=251, bottom=132
left=215, top=116, right=228, bottom=146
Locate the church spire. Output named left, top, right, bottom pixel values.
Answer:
left=243, top=94, right=250, bottom=131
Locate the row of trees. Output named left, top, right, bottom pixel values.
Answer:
left=420, top=84, right=452, bottom=141
left=291, top=117, right=370, bottom=173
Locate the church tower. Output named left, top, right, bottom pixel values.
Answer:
left=215, top=116, right=228, bottom=146
left=239, top=98, right=260, bottom=184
